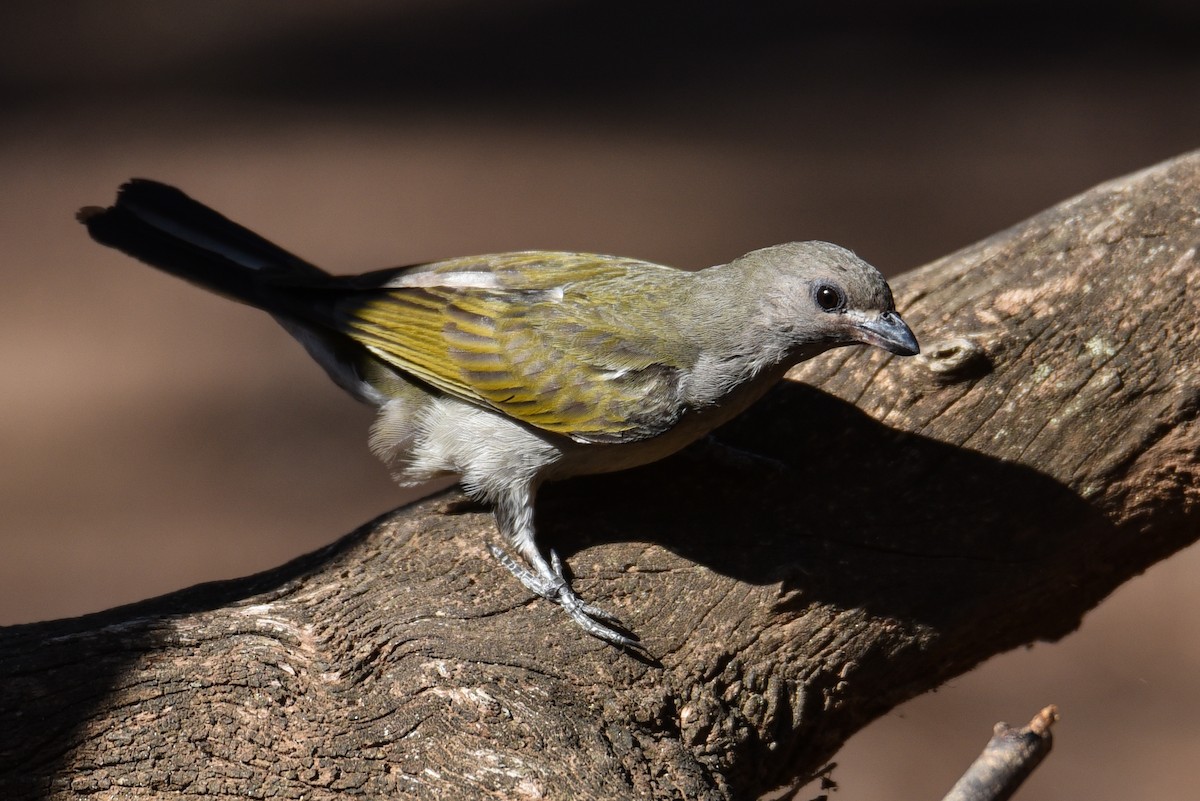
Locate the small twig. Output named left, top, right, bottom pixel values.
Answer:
left=941, top=706, right=1059, bottom=801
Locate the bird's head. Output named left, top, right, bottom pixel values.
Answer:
left=737, top=241, right=920, bottom=359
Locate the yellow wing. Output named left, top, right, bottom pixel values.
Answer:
left=335, top=252, right=698, bottom=443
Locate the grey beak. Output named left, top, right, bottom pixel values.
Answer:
left=854, top=310, right=920, bottom=356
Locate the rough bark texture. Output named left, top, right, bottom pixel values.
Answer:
left=2, top=153, right=1198, bottom=801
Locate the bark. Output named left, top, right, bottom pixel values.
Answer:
left=3, top=152, right=1198, bottom=801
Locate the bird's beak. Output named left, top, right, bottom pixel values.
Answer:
left=852, top=310, right=920, bottom=356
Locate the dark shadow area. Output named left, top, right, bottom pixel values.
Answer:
left=540, top=382, right=1115, bottom=643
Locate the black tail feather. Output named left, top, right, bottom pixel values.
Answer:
left=79, top=179, right=328, bottom=310
left=79, top=179, right=392, bottom=406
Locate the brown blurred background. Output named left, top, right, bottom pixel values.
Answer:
left=1, top=1, right=1198, bottom=797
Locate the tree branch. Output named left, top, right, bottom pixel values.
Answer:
left=942, top=706, right=1058, bottom=801
left=2, top=152, right=1198, bottom=800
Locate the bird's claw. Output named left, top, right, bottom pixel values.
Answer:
left=487, top=543, right=638, bottom=648
left=548, top=550, right=623, bottom=623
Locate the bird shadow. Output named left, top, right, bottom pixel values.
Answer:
left=536, top=381, right=1113, bottom=637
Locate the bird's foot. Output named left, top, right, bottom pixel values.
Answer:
left=487, top=544, right=639, bottom=648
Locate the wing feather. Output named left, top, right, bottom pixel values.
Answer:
left=337, top=252, right=696, bottom=442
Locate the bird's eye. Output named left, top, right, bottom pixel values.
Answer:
left=814, top=283, right=845, bottom=312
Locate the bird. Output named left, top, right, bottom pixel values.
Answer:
left=78, top=179, right=919, bottom=647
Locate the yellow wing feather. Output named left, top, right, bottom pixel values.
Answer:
left=337, top=252, right=697, bottom=443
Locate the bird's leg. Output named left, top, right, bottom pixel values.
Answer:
left=489, top=488, right=637, bottom=647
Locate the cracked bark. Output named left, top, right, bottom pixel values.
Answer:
left=2, top=152, right=1198, bottom=800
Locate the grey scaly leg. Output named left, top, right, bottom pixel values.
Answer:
left=490, top=490, right=637, bottom=647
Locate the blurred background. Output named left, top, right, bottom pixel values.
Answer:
left=1, top=1, right=1198, bottom=798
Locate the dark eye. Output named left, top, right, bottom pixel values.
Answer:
left=814, top=283, right=845, bottom=312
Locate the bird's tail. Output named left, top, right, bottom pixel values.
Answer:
left=78, top=179, right=330, bottom=311
left=80, top=179, right=394, bottom=406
